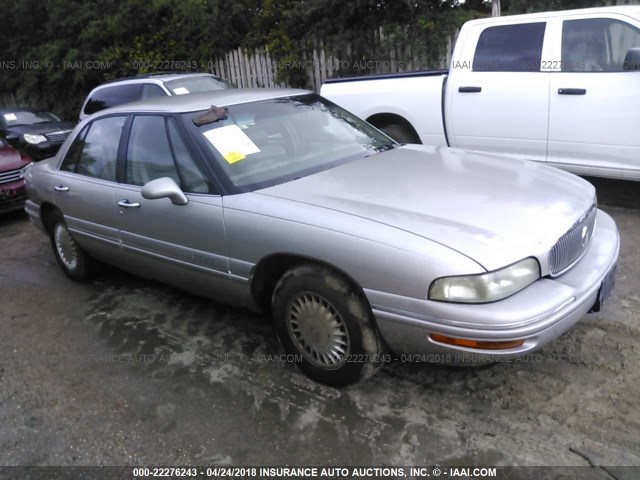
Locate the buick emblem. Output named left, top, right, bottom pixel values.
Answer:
left=581, top=226, right=589, bottom=247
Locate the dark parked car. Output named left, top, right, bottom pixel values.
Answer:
left=0, top=108, right=75, bottom=161
left=0, top=139, right=31, bottom=214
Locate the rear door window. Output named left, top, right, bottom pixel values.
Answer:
left=473, top=23, right=547, bottom=72
left=562, top=18, right=640, bottom=72
left=60, top=116, right=126, bottom=181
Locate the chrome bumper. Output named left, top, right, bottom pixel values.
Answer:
left=366, top=210, right=620, bottom=364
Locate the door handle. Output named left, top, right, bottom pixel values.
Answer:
left=118, top=199, right=140, bottom=208
left=458, top=86, right=482, bottom=93
left=54, top=185, right=69, bottom=192
left=558, top=88, right=587, bottom=95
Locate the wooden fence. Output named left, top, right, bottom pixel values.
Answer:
left=209, top=33, right=458, bottom=92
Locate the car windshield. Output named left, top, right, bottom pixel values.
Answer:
left=165, top=76, right=233, bottom=95
left=2, top=110, right=60, bottom=127
left=188, top=94, right=396, bottom=191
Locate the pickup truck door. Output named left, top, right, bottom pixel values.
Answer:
left=547, top=15, right=640, bottom=179
left=446, top=21, right=551, bottom=163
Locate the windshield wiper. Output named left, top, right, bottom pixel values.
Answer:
left=372, top=142, right=397, bottom=152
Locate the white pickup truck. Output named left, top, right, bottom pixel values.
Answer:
left=321, top=6, right=640, bottom=181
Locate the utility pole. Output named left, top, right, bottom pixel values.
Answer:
left=492, top=0, right=501, bottom=17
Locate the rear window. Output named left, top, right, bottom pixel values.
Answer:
left=164, top=76, right=233, bottom=95
left=83, top=84, right=144, bottom=115
left=473, top=23, right=546, bottom=72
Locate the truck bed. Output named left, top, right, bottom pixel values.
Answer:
left=324, top=69, right=449, bottom=84
left=321, top=71, right=449, bottom=147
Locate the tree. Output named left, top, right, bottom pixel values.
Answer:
left=502, top=0, right=601, bottom=14
left=1, top=0, right=493, bottom=116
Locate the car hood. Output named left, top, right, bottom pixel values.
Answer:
left=6, top=121, right=75, bottom=137
left=0, top=143, right=29, bottom=170
left=256, top=145, right=595, bottom=272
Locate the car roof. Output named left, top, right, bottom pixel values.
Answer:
left=96, top=88, right=311, bottom=115
left=466, top=5, right=640, bottom=25
left=98, top=72, right=221, bottom=87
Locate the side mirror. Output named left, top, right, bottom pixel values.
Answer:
left=141, top=177, right=188, bottom=205
left=623, top=47, right=640, bottom=71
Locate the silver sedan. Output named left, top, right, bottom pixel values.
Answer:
left=24, top=89, right=620, bottom=386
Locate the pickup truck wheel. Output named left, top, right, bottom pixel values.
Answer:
left=48, top=211, right=96, bottom=281
left=272, top=264, right=385, bottom=387
left=380, top=124, right=420, bottom=144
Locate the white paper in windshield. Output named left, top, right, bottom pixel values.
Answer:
left=203, top=125, right=260, bottom=164
left=3, top=113, right=17, bottom=121
left=173, top=87, right=190, bottom=95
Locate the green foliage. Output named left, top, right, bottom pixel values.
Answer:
left=0, top=0, right=496, bottom=118
left=251, top=0, right=310, bottom=86
left=0, top=0, right=259, bottom=118
left=250, top=0, right=471, bottom=84
left=502, top=0, right=603, bottom=14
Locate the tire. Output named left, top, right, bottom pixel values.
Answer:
left=47, top=211, right=96, bottom=281
left=380, top=124, right=420, bottom=145
left=272, top=264, right=385, bottom=387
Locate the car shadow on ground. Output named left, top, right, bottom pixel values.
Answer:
left=85, top=262, right=567, bottom=392
left=0, top=209, right=28, bottom=227
left=583, top=176, right=640, bottom=210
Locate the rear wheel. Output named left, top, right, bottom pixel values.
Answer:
left=380, top=124, right=420, bottom=144
left=272, top=264, right=385, bottom=387
left=47, top=211, right=96, bottom=281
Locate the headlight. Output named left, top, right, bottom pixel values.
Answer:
left=23, top=133, right=48, bottom=145
left=19, top=162, right=34, bottom=180
left=428, top=257, right=540, bottom=303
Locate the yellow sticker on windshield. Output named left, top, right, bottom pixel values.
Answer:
left=203, top=125, right=261, bottom=163
left=224, top=151, right=246, bottom=164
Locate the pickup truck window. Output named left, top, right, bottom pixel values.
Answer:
left=473, top=23, right=546, bottom=72
left=562, top=18, right=640, bottom=72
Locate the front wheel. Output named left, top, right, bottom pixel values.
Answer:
left=48, top=211, right=96, bottom=281
left=380, top=124, right=420, bottom=145
left=272, top=264, right=385, bottom=387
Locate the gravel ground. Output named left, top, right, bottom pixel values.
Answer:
left=0, top=177, right=638, bottom=474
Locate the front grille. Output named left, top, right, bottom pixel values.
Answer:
left=0, top=190, right=27, bottom=213
left=549, top=204, right=597, bottom=276
left=46, top=130, right=71, bottom=143
left=0, top=167, right=22, bottom=185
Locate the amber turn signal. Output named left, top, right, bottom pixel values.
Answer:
left=429, top=334, right=524, bottom=350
